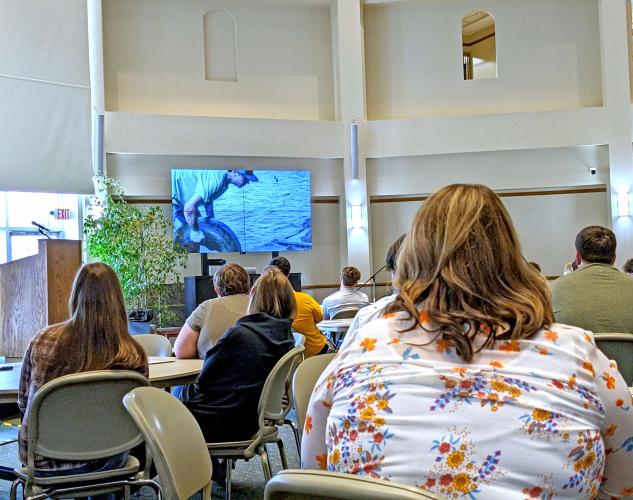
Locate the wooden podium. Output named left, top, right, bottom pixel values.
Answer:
left=0, top=239, right=82, bottom=358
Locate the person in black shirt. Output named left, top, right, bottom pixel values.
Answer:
left=177, top=266, right=295, bottom=442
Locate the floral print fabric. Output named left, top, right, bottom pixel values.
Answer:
left=301, top=313, right=633, bottom=498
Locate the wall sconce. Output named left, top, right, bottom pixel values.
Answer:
left=351, top=204, right=364, bottom=229
left=617, top=192, right=631, bottom=217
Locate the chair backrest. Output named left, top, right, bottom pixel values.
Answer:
left=257, top=345, right=305, bottom=425
left=134, top=334, right=173, bottom=357
left=292, top=332, right=306, bottom=347
left=123, top=387, right=212, bottom=500
left=27, top=370, right=149, bottom=470
left=594, top=333, right=633, bottom=385
left=331, top=307, right=359, bottom=320
left=292, top=353, right=336, bottom=435
left=264, top=470, right=443, bottom=499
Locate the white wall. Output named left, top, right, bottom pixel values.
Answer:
left=367, top=146, right=609, bottom=196
left=103, top=0, right=335, bottom=120
left=370, top=191, right=609, bottom=279
left=363, top=0, right=602, bottom=119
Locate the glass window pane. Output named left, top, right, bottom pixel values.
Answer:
left=9, top=234, right=43, bottom=261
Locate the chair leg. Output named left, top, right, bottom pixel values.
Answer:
left=201, top=482, right=212, bottom=500
left=277, top=438, right=289, bottom=470
left=9, top=479, right=19, bottom=500
left=260, top=447, right=272, bottom=481
left=224, top=458, right=232, bottom=500
left=289, top=420, right=301, bottom=455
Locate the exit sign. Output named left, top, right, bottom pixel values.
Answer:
left=54, top=208, right=72, bottom=220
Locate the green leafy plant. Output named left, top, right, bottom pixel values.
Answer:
left=83, top=176, right=188, bottom=327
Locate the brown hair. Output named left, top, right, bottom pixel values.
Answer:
left=269, top=256, right=291, bottom=277
left=248, top=266, right=297, bottom=320
left=341, top=266, right=361, bottom=287
left=386, top=184, right=553, bottom=362
left=52, top=263, right=147, bottom=374
left=386, top=234, right=406, bottom=273
left=623, top=258, right=633, bottom=274
left=575, top=225, right=616, bottom=264
left=213, top=263, right=250, bottom=296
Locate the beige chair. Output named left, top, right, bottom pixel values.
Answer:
left=207, top=345, right=305, bottom=500
left=292, top=332, right=306, bottom=348
left=279, top=333, right=307, bottom=452
left=594, top=333, right=633, bottom=385
left=331, top=307, right=360, bottom=320
left=10, top=370, right=157, bottom=500
left=123, top=386, right=212, bottom=500
left=292, top=353, right=336, bottom=446
left=133, top=334, right=173, bottom=357
left=264, top=470, right=444, bottom=499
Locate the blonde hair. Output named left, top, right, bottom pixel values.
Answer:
left=386, top=184, right=554, bottom=362
left=248, top=266, right=297, bottom=320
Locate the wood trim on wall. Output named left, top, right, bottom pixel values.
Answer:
left=463, top=32, right=496, bottom=47
left=370, top=186, right=607, bottom=204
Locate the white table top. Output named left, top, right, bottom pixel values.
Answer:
left=0, top=357, right=203, bottom=403
left=317, top=318, right=354, bottom=332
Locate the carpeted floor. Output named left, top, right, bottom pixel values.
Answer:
left=0, top=416, right=301, bottom=499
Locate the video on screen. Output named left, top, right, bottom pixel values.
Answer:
left=172, top=169, right=312, bottom=253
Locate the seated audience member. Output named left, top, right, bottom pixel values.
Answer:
left=321, top=266, right=370, bottom=320
left=623, top=258, right=633, bottom=275
left=177, top=266, right=294, bottom=443
left=18, top=263, right=148, bottom=476
left=302, top=184, right=633, bottom=498
left=174, top=263, right=250, bottom=358
left=340, top=235, right=405, bottom=350
left=551, top=225, right=633, bottom=333
left=269, top=256, right=327, bottom=357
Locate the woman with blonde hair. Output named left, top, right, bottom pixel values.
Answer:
left=18, top=262, right=148, bottom=475
left=178, top=265, right=295, bottom=443
left=302, top=184, right=633, bottom=498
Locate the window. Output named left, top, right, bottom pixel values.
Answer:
left=203, top=10, right=238, bottom=82
left=0, top=191, right=83, bottom=264
left=462, top=11, right=497, bottom=80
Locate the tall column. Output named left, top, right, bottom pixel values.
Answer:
left=335, top=0, right=371, bottom=277
left=599, top=0, right=633, bottom=265
left=87, top=0, right=105, bottom=177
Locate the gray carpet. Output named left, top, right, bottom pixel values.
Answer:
left=0, top=417, right=301, bottom=499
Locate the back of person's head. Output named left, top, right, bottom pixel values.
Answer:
left=623, top=258, right=633, bottom=274
left=213, top=263, right=250, bottom=297
left=575, top=225, right=616, bottom=264
left=340, top=266, right=361, bottom=287
left=268, top=256, right=291, bottom=277
left=385, top=234, right=406, bottom=273
left=248, top=266, right=296, bottom=320
left=388, top=183, right=553, bottom=362
left=63, top=262, right=146, bottom=372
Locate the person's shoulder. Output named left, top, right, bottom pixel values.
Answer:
left=295, top=291, right=317, bottom=303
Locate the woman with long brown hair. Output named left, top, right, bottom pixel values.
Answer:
left=302, top=184, right=633, bottom=498
left=18, top=262, right=147, bottom=474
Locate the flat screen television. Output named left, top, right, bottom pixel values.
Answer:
left=172, top=169, right=311, bottom=253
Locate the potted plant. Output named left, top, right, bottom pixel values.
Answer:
left=83, top=176, right=188, bottom=327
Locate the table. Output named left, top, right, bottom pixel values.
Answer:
left=0, top=357, right=203, bottom=404
left=317, top=318, right=354, bottom=346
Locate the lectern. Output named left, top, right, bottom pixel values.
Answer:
left=0, top=239, right=82, bottom=357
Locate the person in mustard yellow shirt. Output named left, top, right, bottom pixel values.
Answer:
left=269, top=256, right=327, bottom=357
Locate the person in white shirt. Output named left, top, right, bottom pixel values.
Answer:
left=339, top=234, right=405, bottom=351
left=303, top=184, right=633, bottom=498
left=321, top=266, right=370, bottom=320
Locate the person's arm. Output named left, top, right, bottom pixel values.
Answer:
left=17, top=341, right=34, bottom=414
left=174, top=324, right=201, bottom=359
left=591, top=339, right=633, bottom=498
left=174, top=304, right=205, bottom=358
left=301, top=357, right=337, bottom=470
left=183, top=193, right=203, bottom=226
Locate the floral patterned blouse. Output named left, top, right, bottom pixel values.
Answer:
left=301, top=311, right=633, bottom=499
